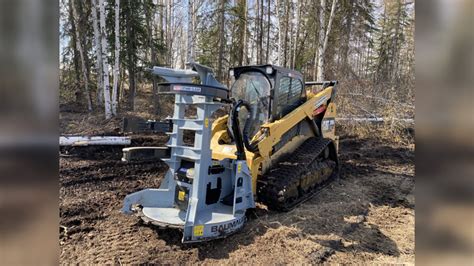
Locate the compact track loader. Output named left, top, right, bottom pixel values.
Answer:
left=122, top=63, right=339, bottom=243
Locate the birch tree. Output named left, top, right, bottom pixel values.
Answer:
left=265, top=0, right=271, bottom=63
left=99, top=0, right=112, bottom=118
left=216, top=0, right=226, bottom=80
left=275, top=0, right=283, bottom=65
left=257, top=0, right=263, bottom=64
left=71, top=0, right=92, bottom=111
left=292, top=0, right=300, bottom=69
left=242, top=0, right=248, bottom=64
left=314, top=0, right=325, bottom=79
left=166, top=0, right=172, bottom=66
left=283, top=0, right=290, bottom=67
left=186, top=0, right=195, bottom=63
left=316, top=0, right=337, bottom=81
left=91, top=0, right=103, bottom=105
left=111, top=0, right=120, bottom=115
left=58, top=0, right=414, bottom=124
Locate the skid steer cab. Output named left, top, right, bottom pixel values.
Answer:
left=122, top=63, right=339, bottom=243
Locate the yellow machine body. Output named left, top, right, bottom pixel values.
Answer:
left=210, top=86, right=338, bottom=195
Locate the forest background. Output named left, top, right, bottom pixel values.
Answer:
left=59, top=0, right=415, bottom=140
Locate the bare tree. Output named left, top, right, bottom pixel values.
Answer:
left=166, top=0, right=172, bottom=66
left=91, top=0, right=103, bottom=105
left=275, top=0, right=283, bottom=65
left=217, top=0, right=226, bottom=80
left=126, top=0, right=136, bottom=110
left=283, top=0, right=290, bottom=67
left=292, top=0, right=301, bottom=69
left=111, top=0, right=120, bottom=115
left=316, top=0, right=337, bottom=81
left=71, top=0, right=92, bottom=111
left=265, top=0, right=271, bottom=63
left=257, top=0, right=264, bottom=64
left=99, top=0, right=112, bottom=118
left=186, top=0, right=195, bottom=63
left=314, top=0, right=325, bottom=79
left=242, top=0, right=248, bottom=64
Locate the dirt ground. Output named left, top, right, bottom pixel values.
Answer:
left=59, top=115, right=415, bottom=265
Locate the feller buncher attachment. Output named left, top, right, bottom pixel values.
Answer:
left=122, top=63, right=255, bottom=243
left=122, top=63, right=339, bottom=243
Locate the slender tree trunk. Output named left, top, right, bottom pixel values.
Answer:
left=283, top=0, right=290, bottom=67
left=68, top=0, right=82, bottom=102
left=341, top=0, right=354, bottom=70
left=237, top=0, right=247, bottom=65
left=126, top=0, right=136, bottom=110
left=217, top=0, right=226, bottom=80
left=157, top=0, right=163, bottom=42
left=91, top=0, right=103, bottom=105
left=315, top=0, right=326, bottom=80
left=77, top=1, right=93, bottom=87
left=146, top=0, right=159, bottom=114
left=179, top=27, right=186, bottom=68
left=256, top=0, right=260, bottom=64
left=258, top=0, right=264, bottom=64
left=99, top=0, right=112, bottom=118
left=166, top=0, right=172, bottom=66
left=265, top=0, right=271, bottom=63
left=242, top=0, right=248, bottom=64
left=365, top=36, right=371, bottom=77
left=288, top=1, right=294, bottom=68
left=164, top=0, right=168, bottom=65
left=317, top=0, right=336, bottom=81
left=187, top=0, right=195, bottom=63
left=392, top=0, right=402, bottom=82
left=292, top=0, right=300, bottom=69
left=119, top=67, right=125, bottom=104
left=71, top=0, right=92, bottom=112
left=111, top=0, right=120, bottom=115
left=275, top=0, right=283, bottom=65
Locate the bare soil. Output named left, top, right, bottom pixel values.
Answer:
left=59, top=114, right=415, bottom=264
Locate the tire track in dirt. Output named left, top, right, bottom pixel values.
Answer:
left=59, top=136, right=415, bottom=264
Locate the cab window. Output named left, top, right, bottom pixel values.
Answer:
left=277, top=76, right=303, bottom=117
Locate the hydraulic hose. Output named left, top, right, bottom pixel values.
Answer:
left=230, top=100, right=259, bottom=160
left=231, top=100, right=247, bottom=160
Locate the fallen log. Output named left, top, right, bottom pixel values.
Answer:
left=59, top=136, right=131, bottom=146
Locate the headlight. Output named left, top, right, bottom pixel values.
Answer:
left=265, top=66, right=273, bottom=74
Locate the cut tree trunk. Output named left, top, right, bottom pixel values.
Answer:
left=60, top=136, right=131, bottom=146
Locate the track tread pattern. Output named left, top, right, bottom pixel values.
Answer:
left=257, top=137, right=338, bottom=211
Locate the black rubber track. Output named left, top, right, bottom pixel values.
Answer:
left=257, top=137, right=338, bottom=211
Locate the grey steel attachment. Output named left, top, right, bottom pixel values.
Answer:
left=123, top=117, right=172, bottom=133
left=122, top=65, right=255, bottom=243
